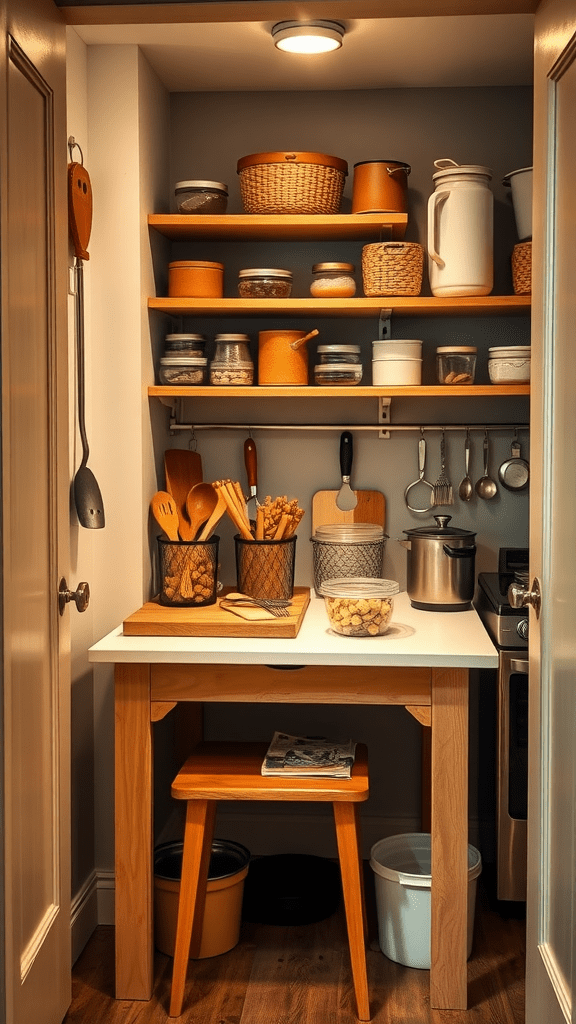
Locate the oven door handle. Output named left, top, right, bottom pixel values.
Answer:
left=510, top=658, right=529, bottom=674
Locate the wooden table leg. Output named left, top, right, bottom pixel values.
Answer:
left=430, top=667, right=469, bottom=1010
left=115, top=663, right=154, bottom=999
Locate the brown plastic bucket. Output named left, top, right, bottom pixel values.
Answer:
left=352, top=160, right=411, bottom=214
left=154, top=839, right=250, bottom=959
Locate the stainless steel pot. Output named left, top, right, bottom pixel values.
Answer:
left=400, top=515, right=476, bottom=611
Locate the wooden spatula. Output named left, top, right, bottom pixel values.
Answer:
left=164, top=449, right=203, bottom=534
left=150, top=491, right=180, bottom=541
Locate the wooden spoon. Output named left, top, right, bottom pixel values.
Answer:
left=164, top=448, right=203, bottom=535
left=185, top=483, right=218, bottom=540
left=150, top=491, right=180, bottom=541
left=197, top=491, right=227, bottom=542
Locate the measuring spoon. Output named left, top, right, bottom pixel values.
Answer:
left=475, top=431, right=498, bottom=500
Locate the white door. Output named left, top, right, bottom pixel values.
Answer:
left=526, top=3, right=576, bottom=1022
left=0, top=0, right=72, bottom=1021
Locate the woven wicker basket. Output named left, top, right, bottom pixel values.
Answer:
left=237, top=151, right=348, bottom=215
left=362, top=242, right=424, bottom=296
left=512, top=242, right=531, bottom=295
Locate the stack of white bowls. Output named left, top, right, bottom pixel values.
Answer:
left=372, top=340, right=422, bottom=385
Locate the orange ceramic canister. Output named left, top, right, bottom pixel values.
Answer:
left=258, top=330, right=315, bottom=386
left=168, top=260, right=224, bottom=298
left=352, top=160, right=411, bottom=214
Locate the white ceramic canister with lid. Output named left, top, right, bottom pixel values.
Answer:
left=427, top=159, right=493, bottom=297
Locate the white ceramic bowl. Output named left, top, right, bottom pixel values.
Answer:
left=488, top=346, right=531, bottom=383
left=372, top=339, right=423, bottom=359
left=372, top=356, right=422, bottom=385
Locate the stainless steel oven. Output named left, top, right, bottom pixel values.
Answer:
left=475, top=549, right=529, bottom=901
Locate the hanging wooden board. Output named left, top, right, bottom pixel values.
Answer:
left=312, top=490, right=386, bottom=532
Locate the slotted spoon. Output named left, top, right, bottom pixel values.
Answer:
left=150, top=491, right=180, bottom=541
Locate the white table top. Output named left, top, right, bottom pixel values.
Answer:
left=88, top=591, right=498, bottom=668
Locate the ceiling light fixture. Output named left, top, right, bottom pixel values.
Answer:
left=271, top=21, right=345, bottom=55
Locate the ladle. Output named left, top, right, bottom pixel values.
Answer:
left=458, top=429, right=473, bottom=501
left=185, top=483, right=218, bottom=540
left=475, top=430, right=498, bottom=500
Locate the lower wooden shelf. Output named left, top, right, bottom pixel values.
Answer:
left=149, top=384, right=530, bottom=399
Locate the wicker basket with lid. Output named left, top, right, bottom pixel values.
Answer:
left=237, top=151, right=348, bottom=215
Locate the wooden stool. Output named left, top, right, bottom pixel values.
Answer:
left=168, top=740, right=371, bottom=1020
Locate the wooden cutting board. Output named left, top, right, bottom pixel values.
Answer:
left=312, top=490, right=386, bottom=532
left=123, top=587, right=310, bottom=638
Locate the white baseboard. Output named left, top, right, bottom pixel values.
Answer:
left=71, top=870, right=98, bottom=963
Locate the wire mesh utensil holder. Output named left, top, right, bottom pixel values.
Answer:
left=157, top=536, right=219, bottom=606
left=235, top=535, right=296, bottom=601
left=312, top=537, right=387, bottom=595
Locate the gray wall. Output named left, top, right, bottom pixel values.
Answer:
left=152, top=84, right=532, bottom=860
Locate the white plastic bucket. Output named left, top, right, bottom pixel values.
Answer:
left=372, top=356, right=422, bottom=385
left=370, top=832, right=482, bottom=969
left=503, top=167, right=533, bottom=241
left=372, top=339, right=423, bottom=359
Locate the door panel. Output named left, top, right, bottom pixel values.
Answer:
left=1, top=0, right=71, bottom=1022
left=528, top=4, right=576, bottom=1022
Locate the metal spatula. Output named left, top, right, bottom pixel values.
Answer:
left=336, top=431, right=358, bottom=511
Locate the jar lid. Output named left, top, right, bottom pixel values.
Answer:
left=312, top=263, right=355, bottom=273
left=314, top=363, right=363, bottom=372
left=321, top=577, right=399, bottom=598
left=174, top=180, right=228, bottom=193
left=488, top=346, right=531, bottom=354
left=165, top=333, right=206, bottom=342
left=317, top=344, right=361, bottom=353
left=214, top=333, right=251, bottom=342
left=210, top=360, right=253, bottom=368
left=160, top=356, right=208, bottom=365
left=372, top=355, right=422, bottom=362
left=313, top=524, right=385, bottom=543
left=168, top=260, right=224, bottom=270
left=436, top=346, right=477, bottom=353
left=238, top=268, right=292, bottom=278
left=237, top=151, right=348, bottom=175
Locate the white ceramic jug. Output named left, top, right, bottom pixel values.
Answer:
left=427, top=159, right=493, bottom=297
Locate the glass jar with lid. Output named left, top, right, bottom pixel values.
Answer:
left=238, top=268, right=292, bottom=298
left=164, top=333, right=207, bottom=357
left=158, top=356, right=208, bottom=386
left=210, top=334, right=254, bottom=386
left=317, top=344, right=361, bottom=365
left=174, top=180, right=228, bottom=214
left=436, top=346, right=477, bottom=385
left=310, top=263, right=356, bottom=298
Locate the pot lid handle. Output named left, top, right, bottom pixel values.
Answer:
left=434, top=515, right=452, bottom=528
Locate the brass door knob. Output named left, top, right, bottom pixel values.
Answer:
left=58, top=578, right=90, bottom=615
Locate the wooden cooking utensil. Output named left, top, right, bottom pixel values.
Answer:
left=197, top=491, right=227, bottom=542
left=185, top=483, right=218, bottom=540
left=150, top=491, right=180, bottom=541
left=164, top=448, right=203, bottom=531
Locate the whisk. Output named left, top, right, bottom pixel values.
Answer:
left=433, top=429, right=454, bottom=506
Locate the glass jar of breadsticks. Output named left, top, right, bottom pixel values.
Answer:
left=212, top=480, right=304, bottom=601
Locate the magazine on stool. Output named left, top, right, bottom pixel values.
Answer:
left=261, top=731, right=357, bottom=778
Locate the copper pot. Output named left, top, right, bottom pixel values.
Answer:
left=352, top=160, right=411, bottom=214
left=258, top=329, right=318, bottom=386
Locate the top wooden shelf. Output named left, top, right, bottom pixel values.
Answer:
left=148, top=212, right=408, bottom=242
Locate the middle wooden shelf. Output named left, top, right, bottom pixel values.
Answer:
left=149, top=295, right=531, bottom=318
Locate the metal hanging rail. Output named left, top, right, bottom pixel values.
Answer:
left=168, top=421, right=529, bottom=434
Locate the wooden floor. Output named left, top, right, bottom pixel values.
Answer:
left=63, top=869, right=525, bottom=1024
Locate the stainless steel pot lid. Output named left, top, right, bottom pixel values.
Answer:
left=403, top=514, right=476, bottom=538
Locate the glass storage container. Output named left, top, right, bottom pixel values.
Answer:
left=317, top=344, right=361, bottom=364
left=237, top=268, right=292, bottom=298
left=164, top=333, right=207, bottom=357
left=436, top=346, right=477, bottom=385
left=158, top=356, right=208, bottom=386
left=210, top=334, right=254, bottom=385
left=174, top=180, right=228, bottom=214
left=314, top=363, right=363, bottom=386
left=310, top=263, right=356, bottom=297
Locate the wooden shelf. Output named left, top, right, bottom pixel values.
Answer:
left=148, top=212, right=408, bottom=242
left=149, top=295, right=531, bottom=318
left=149, top=384, right=530, bottom=399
